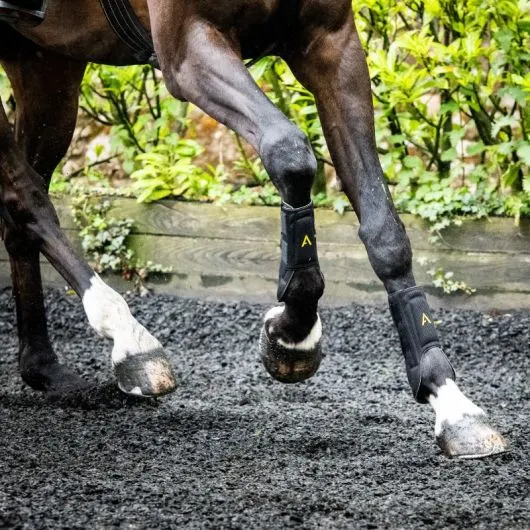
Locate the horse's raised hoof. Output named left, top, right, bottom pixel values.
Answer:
left=21, top=360, right=92, bottom=396
left=259, top=325, right=323, bottom=384
left=114, top=350, right=176, bottom=398
left=436, top=414, right=508, bottom=459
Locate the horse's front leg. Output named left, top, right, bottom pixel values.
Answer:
left=152, top=19, right=325, bottom=383
left=286, top=8, right=507, bottom=457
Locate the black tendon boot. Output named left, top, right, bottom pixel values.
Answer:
left=389, top=286, right=455, bottom=403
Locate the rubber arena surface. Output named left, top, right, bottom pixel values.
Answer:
left=0, top=288, right=528, bottom=529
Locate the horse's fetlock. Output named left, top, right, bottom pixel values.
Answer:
left=282, top=266, right=324, bottom=305
left=417, top=347, right=456, bottom=403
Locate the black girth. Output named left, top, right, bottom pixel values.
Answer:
left=98, top=0, right=158, bottom=67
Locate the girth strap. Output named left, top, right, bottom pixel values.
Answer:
left=98, top=0, right=158, bottom=67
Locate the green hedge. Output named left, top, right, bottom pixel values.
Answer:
left=354, top=0, right=530, bottom=227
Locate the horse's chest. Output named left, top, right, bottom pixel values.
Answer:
left=200, top=0, right=282, bottom=28
left=238, top=0, right=282, bottom=24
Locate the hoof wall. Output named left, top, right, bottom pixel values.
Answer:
left=259, top=326, right=323, bottom=384
left=115, top=351, right=176, bottom=398
left=437, top=414, right=508, bottom=459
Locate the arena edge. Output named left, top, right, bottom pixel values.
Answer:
left=0, top=197, right=529, bottom=311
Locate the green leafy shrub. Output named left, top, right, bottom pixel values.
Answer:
left=130, top=139, right=225, bottom=202
left=71, top=194, right=170, bottom=285
left=354, top=0, right=530, bottom=225
left=80, top=64, right=188, bottom=173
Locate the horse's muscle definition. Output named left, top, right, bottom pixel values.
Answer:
left=0, top=0, right=508, bottom=458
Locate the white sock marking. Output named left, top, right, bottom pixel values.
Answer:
left=82, top=275, right=162, bottom=365
left=264, top=305, right=322, bottom=351
left=264, top=305, right=285, bottom=322
left=429, top=379, right=485, bottom=436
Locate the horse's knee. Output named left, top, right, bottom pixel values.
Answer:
left=260, top=126, right=317, bottom=202
left=282, top=266, right=325, bottom=306
left=358, top=208, right=413, bottom=288
left=1, top=176, right=60, bottom=256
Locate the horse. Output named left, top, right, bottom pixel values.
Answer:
left=0, top=0, right=508, bottom=458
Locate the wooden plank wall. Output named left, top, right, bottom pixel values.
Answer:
left=1, top=197, right=529, bottom=310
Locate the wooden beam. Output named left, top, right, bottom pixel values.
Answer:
left=0, top=197, right=529, bottom=310
left=50, top=196, right=530, bottom=254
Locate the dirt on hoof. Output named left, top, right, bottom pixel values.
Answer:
left=0, top=288, right=528, bottom=529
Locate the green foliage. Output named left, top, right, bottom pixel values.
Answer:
left=0, top=70, right=11, bottom=102
left=220, top=182, right=282, bottom=206
left=80, top=64, right=188, bottom=173
left=427, top=267, right=476, bottom=295
left=129, top=138, right=224, bottom=203
left=71, top=194, right=170, bottom=285
left=354, top=0, right=530, bottom=226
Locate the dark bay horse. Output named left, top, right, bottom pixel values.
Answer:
left=0, top=0, right=507, bottom=458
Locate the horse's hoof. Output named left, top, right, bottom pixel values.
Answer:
left=436, top=414, right=508, bottom=459
left=114, top=350, right=176, bottom=398
left=259, top=325, right=323, bottom=384
left=21, top=361, right=92, bottom=395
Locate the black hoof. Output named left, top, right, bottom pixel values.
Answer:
left=437, top=414, right=508, bottom=459
left=21, top=361, right=92, bottom=396
left=259, top=325, right=323, bottom=384
left=114, top=350, right=176, bottom=398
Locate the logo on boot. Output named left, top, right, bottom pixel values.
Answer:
left=421, top=313, right=432, bottom=326
left=301, top=235, right=313, bottom=248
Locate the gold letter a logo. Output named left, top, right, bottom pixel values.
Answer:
left=421, top=313, right=432, bottom=326
left=301, top=235, right=313, bottom=248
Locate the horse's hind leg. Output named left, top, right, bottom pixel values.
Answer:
left=153, top=18, right=325, bottom=383
left=285, top=4, right=507, bottom=457
left=1, top=48, right=88, bottom=392
left=0, top=47, right=175, bottom=397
